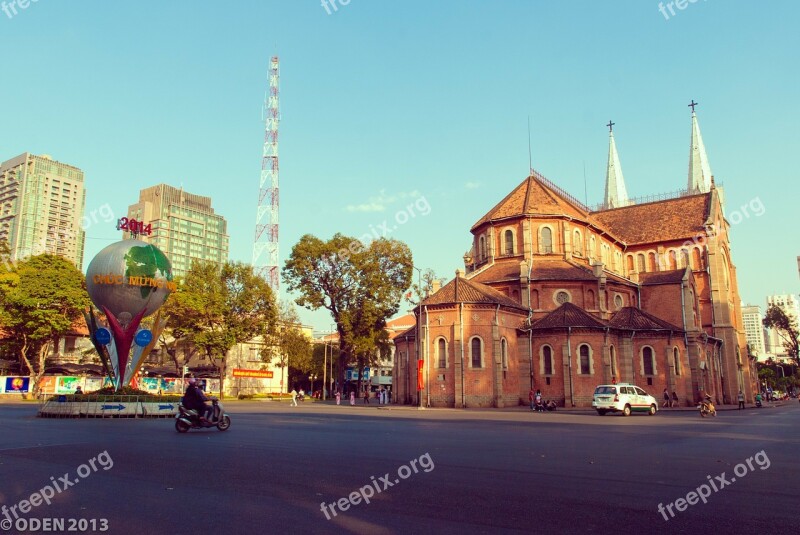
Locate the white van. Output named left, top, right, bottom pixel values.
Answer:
left=592, top=383, right=658, bottom=416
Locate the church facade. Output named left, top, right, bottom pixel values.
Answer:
left=393, top=108, right=755, bottom=408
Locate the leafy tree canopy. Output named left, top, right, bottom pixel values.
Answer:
left=763, top=305, right=800, bottom=365
left=162, top=260, right=278, bottom=366
left=282, top=234, right=413, bottom=388
left=0, top=254, right=88, bottom=395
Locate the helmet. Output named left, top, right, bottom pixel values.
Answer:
left=187, top=378, right=196, bottom=385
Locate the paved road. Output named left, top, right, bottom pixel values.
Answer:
left=0, top=401, right=797, bottom=534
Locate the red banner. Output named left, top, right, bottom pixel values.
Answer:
left=417, top=360, right=424, bottom=391
left=232, top=369, right=274, bottom=378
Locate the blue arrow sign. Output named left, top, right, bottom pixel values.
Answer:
left=158, top=404, right=175, bottom=411
left=101, top=404, right=125, bottom=411
left=94, top=328, right=111, bottom=345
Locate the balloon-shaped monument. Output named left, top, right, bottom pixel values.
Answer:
left=84, top=238, right=174, bottom=390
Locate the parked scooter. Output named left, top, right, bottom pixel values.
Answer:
left=175, top=398, right=231, bottom=432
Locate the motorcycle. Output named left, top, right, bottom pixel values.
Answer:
left=756, top=399, right=763, bottom=408
left=698, top=399, right=717, bottom=417
left=175, top=398, right=231, bottom=432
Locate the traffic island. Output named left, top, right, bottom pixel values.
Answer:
left=37, top=387, right=181, bottom=418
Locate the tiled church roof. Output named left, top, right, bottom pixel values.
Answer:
left=422, top=276, right=526, bottom=310
left=528, top=302, right=608, bottom=330
left=609, top=307, right=683, bottom=331
left=471, top=173, right=589, bottom=231
left=590, top=193, right=710, bottom=245
left=470, top=259, right=637, bottom=287
left=639, top=269, right=687, bottom=285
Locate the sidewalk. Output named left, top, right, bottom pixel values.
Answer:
left=339, top=400, right=792, bottom=413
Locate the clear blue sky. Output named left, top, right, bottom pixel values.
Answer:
left=1, top=0, right=798, bottom=331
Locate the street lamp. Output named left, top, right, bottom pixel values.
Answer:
left=409, top=265, right=424, bottom=409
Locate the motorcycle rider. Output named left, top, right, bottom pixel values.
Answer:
left=184, top=378, right=212, bottom=423
left=700, top=391, right=715, bottom=413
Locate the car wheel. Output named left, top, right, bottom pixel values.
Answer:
left=622, top=405, right=631, bottom=417
left=648, top=404, right=657, bottom=416
left=597, top=410, right=607, bottom=416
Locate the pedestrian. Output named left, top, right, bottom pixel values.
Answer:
left=737, top=389, right=745, bottom=410
left=350, top=391, right=355, bottom=405
left=74, top=386, right=83, bottom=395
left=387, top=389, right=392, bottom=404
left=671, top=391, right=678, bottom=408
left=662, top=388, right=670, bottom=408
left=363, top=389, right=370, bottom=404
left=290, top=388, right=298, bottom=407
left=529, top=388, right=535, bottom=411
left=335, top=391, right=341, bottom=405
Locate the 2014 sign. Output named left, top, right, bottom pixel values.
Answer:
left=117, top=217, right=152, bottom=236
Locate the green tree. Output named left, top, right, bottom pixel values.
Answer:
left=763, top=305, right=800, bottom=365
left=283, top=234, right=412, bottom=393
left=409, top=268, right=446, bottom=302
left=161, top=260, right=277, bottom=398
left=0, top=254, right=89, bottom=396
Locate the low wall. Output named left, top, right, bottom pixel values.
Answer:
left=38, top=396, right=179, bottom=418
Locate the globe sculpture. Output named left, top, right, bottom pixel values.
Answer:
left=84, top=240, right=174, bottom=390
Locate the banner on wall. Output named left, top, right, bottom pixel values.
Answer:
left=56, top=376, right=81, bottom=394
left=417, top=360, right=424, bottom=391
left=85, top=377, right=105, bottom=392
left=5, top=377, right=30, bottom=393
left=39, top=376, right=57, bottom=394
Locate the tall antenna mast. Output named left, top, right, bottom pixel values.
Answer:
left=253, top=56, right=280, bottom=293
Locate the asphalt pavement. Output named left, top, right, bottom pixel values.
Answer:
left=0, top=400, right=797, bottom=534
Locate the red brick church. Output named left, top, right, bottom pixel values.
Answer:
left=393, top=108, right=754, bottom=408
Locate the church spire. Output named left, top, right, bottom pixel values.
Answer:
left=603, top=120, right=629, bottom=209
left=687, top=100, right=713, bottom=194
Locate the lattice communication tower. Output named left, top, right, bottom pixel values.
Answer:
left=252, top=56, right=280, bottom=293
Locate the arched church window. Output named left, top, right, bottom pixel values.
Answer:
left=504, top=229, right=514, bottom=255
left=579, top=344, right=591, bottom=375
left=540, top=227, right=553, bottom=254
left=637, top=254, right=646, bottom=273
left=543, top=345, right=553, bottom=375
left=572, top=230, right=583, bottom=256
left=643, top=347, right=655, bottom=375
left=479, top=235, right=487, bottom=261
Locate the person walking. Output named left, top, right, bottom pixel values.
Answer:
left=363, top=389, right=370, bottom=404
left=737, top=389, right=745, bottom=410
left=350, top=391, right=355, bottom=405
left=671, top=391, right=678, bottom=408
left=290, top=388, right=298, bottom=407
left=662, top=388, right=670, bottom=408
left=529, top=388, right=536, bottom=411
left=335, top=391, right=341, bottom=405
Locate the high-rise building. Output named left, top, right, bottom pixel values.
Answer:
left=0, top=153, right=86, bottom=269
left=126, top=184, right=229, bottom=278
left=741, top=305, right=767, bottom=358
left=765, top=294, right=799, bottom=358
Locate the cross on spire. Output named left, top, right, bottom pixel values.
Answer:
left=688, top=100, right=698, bottom=113
left=606, top=120, right=615, bottom=132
